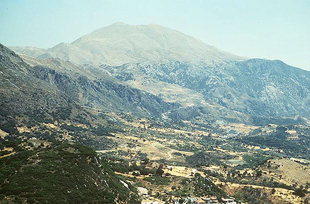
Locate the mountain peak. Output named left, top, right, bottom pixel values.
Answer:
left=14, top=24, right=243, bottom=66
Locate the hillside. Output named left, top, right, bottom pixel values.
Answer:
left=0, top=43, right=78, bottom=134
left=0, top=140, right=140, bottom=203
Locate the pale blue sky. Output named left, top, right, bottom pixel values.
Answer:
left=0, top=0, right=309, bottom=70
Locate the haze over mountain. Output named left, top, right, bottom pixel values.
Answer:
left=12, top=22, right=242, bottom=66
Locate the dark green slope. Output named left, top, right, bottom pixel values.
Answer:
left=0, top=141, right=140, bottom=203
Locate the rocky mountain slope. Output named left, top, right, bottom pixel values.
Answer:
left=0, top=43, right=77, bottom=132
left=105, top=60, right=310, bottom=124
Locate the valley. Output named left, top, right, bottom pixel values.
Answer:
left=0, top=22, right=309, bottom=203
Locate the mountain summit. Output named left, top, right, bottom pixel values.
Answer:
left=13, top=23, right=242, bottom=66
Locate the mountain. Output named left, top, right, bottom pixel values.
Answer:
left=9, top=23, right=310, bottom=124
left=12, top=22, right=242, bottom=66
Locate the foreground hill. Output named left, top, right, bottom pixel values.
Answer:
left=0, top=140, right=139, bottom=203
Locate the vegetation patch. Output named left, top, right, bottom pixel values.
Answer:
left=143, top=176, right=171, bottom=185
left=0, top=141, right=140, bottom=204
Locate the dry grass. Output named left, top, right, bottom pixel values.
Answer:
left=264, top=158, right=310, bottom=186
left=220, top=123, right=259, bottom=134
left=220, top=181, right=304, bottom=204
left=0, top=129, right=9, bottom=138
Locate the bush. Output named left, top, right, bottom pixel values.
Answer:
left=143, top=176, right=171, bottom=185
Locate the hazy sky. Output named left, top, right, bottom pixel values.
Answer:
left=1, top=0, right=309, bottom=70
